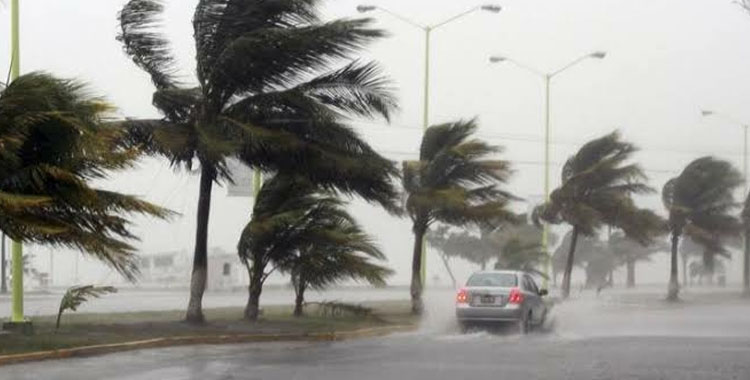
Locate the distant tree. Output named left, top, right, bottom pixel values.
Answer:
left=552, top=231, right=610, bottom=290
left=535, top=132, right=663, bottom=299
left=429, top=220, right=556, bottom=287
left=117, top=0, right=400, bottom=323
left=609, top=232, right=668, bottom=288
left=403, top=120, right=516, bottom=314
left=663, top=157, right=742, bottom=301
left=428, top=226, right=496, bottom=271
left=489, top=221, right=557, bottom=279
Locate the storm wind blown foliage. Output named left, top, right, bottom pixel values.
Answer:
left=535, top=131, right=664, bottom=299
left=117, top=0, right=400, bottom=323
left=238, top=174, right=391, bottom=321
left=663, top=157, right=742, bottom=301
left=404, top=120, right=517, bottom=314
left=0, top=73, right=171, bottom=279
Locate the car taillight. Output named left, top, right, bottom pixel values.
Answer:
left=509, top=287, right=524, bottom=304
left=456, top=288, right=469, bottom=304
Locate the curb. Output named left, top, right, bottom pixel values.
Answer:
left=0, top=324, right=416, bottom=367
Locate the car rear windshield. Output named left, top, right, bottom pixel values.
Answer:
left=466, top=273, right=518, bottom=287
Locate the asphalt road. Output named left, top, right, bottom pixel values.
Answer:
left=3, top=333, right=750, bottom=379
left=3, top=289, right=750, bottom=380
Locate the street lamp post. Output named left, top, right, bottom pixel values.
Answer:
left=489, top=51, right=606, bottom=289
left=3, top=0, right=32, bottom=334
left=358, top=4, right=501, bottom=285
left=701, top=110, right=748, bottom=196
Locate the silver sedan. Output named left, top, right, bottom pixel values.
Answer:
left=455, top=270, right=548, bottom=333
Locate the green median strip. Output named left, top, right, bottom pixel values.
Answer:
left=0, top=301, right=417, bottom=365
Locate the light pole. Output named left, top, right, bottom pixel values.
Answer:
left=3, top=0, right=31, bottom=333
left=489, top=51, right=606, bottom=289
left=701, top=110, right=748, bottom=196
left=358, top=4, right=501, bottom=286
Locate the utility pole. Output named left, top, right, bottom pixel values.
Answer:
left=358, top=3, right=502, bottom=288
left=1, top=234, right=7, bottom=294
left=10, top=0, right=25, bottom=324
left=489, top=51, right=606, bottom=290
left=4, top=0, right=32, bottom=334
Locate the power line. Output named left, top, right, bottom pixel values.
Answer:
left=353, top=121, right=749, bottom=158
left=376, top=149, right=678, bottom=175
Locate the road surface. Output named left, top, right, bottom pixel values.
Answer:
left=3, top=288, right=750, bottom=379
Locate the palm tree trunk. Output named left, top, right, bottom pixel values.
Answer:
left=667, top=231, right=680, bottom=302
left=561, top=226, right=579, bottom=299
left=744, top=228, right=750, bottom=296
left=245, top=261, right=265, bottom=321
left=681, top=251, right=688, bottom=288
left=703, top=251, right=715, bottom=286
left=411, top=225, right=426, bottom=315
left=626, top=259, right=636, bottom=288
left=186, top=165, right=214, bottom=324
left=294, top=279, right=306, bottom=317
left=552, top=267, right=558, bottom=288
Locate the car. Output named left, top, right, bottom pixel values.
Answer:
left=455, top=270, right=548, bottom=334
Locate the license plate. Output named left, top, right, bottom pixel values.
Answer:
left=481, top=295, right=495, bottom=304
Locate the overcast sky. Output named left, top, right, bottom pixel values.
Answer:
left=2, top=0, right=750, bottom=288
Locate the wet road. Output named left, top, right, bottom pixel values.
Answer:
left=4, top=289, right=750, bottom=379
left=3, top=333, right=750, bottom=379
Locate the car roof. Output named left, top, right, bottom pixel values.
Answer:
left=469, top=270, right=523, bottom=276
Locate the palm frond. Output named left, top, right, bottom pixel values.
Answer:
left=117, top=0, right=177, bottom=89
left=56, top=285, right=117, bottom=330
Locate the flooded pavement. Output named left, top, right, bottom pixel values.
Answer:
left=3, top=287, right=750, bottom=379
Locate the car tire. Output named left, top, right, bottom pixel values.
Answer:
left=519, top=312, right=532, bottom=335
left=459, top=322, right=471, bottom=334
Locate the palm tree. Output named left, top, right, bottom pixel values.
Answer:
left=237, top=174, right=390, bottom=320
left=117, top=0, right=400, bottom=323
left=287, top=204, right=392, bottom=317
left=403, top=120, right=516, bottom=315
left=662, top=157, right=742, bottom=301
left=535, top=131, right=663, bottom=299
left=428, top=227, right=496, bottom=271
left=0, top=73, right=171, bottom=278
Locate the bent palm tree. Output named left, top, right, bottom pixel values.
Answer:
left=237, top=174, right=390, bottom=320
left=0, top=73, right=171, bottom=278
left=663, top=157, right=742, bottom=301
left=287, top=204, right=392, bottom=317
left=535, top=131, right=663, bottom=299
left=118, top=0, right=399, bottom=322
left=403, top=120, right=516, bottom=314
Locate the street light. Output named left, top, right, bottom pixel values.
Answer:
left=700, top=109, right=748, bottom=195
left=359, top=4, right=501, bottom=285
left=488, top=51, right=606, bottom=289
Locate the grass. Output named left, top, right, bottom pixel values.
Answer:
left=0, top=300, right=416, bottom=356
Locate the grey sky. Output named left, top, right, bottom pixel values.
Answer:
left=1, top=0, right=750, bottom=287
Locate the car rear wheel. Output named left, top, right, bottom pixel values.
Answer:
left=458, top=321, right=471, bottom=334
left=519, top=312, right=532, bottom=335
